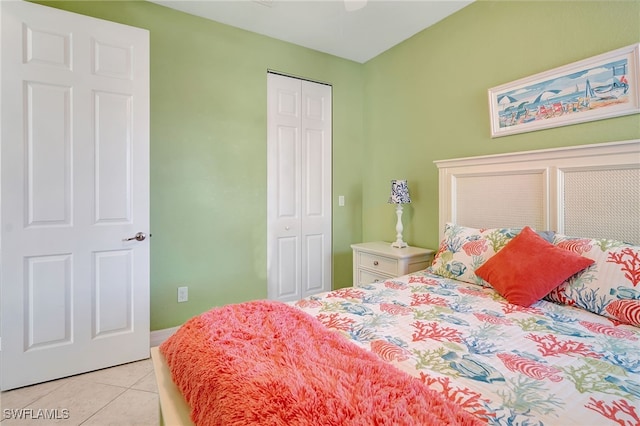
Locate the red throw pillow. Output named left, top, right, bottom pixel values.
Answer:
left=475, top=226, right=594, bottom=307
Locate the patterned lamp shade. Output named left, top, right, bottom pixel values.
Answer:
left=388, top=180, right=411, bottom=204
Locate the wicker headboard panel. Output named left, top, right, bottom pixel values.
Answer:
left=434, top=140, right=640, bottom=244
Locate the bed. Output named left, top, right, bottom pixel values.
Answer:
left=151, top=139, right=640, bottom=426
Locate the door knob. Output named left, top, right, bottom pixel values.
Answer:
left=123, top=232, right=146, bottom=242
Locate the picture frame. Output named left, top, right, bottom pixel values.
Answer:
left=488, top=43, right=640, bottom=138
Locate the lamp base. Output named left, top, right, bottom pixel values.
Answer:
left=391, top=204, right=408, bottom=248
left=391, top=240, right=408, bottom=248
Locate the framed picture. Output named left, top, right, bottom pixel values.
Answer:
left=488, top=43, right=640, bottom=138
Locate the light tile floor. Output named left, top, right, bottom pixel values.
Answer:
left=0, top=358, right=159, bottom=425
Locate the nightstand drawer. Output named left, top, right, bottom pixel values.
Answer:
left=357, top=252, right=398, bottom=275
left=357, top=269, right=392, bottom=286
left=351, top=242, right=435, bottom=287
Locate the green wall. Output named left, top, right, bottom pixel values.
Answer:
left=362, top=0, right=640, bottom=251
left=36, top=1, right=365, bottom=330
left=37, top=0, right=639, bottom=331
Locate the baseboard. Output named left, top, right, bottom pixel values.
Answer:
left=150, top=326, right=180, bottom=348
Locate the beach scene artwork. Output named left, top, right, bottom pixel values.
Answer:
left=489, top=44, right=639, bottom=137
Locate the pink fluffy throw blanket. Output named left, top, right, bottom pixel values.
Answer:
left=159, top=300, right=483, bottom=426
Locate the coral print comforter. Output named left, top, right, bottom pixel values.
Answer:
left=294, top=270, right=640, bottom=426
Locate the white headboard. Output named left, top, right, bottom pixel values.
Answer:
left=434, top=140, right=640, bottom=244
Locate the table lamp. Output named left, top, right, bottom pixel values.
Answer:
left=388, top=179, right=411, bottom=248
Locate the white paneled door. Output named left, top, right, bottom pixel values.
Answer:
left=267, top=73, right=332, bottom=302
left=0, top=1, right=150, bottom=390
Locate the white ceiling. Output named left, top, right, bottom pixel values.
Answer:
left=150, top=0, right=474, bottom=63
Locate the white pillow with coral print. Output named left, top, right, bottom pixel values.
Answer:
left=430, top=223, right=521, bottom=287
left=547, top=235, right=640, bottom=327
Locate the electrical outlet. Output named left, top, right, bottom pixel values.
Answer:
left=177, top=286, right=188, bottom=303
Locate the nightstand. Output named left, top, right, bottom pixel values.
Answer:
left=351, top=242, right=435, bottom=287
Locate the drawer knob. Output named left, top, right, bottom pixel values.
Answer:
left=373, top=260, right=379, bottom=266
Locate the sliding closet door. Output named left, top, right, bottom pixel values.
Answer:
left=267, top=73, right=332, bottom=301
